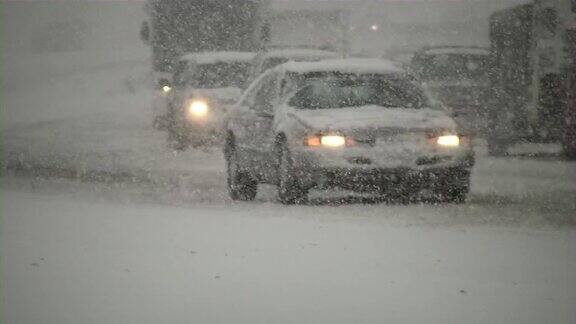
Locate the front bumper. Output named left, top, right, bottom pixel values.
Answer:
left=305, top=165, right=472, bottom=192
left=291, top=147, right=474, bottom=192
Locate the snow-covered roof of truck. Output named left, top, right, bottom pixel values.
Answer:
left=261, top=48, right=340, bottom=60
left=180, top=51, right=255, bottom=65
left=421, top=47, right=489, bottom=56
left=279, top=58, right=405, bottom=75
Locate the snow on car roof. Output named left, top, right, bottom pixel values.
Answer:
left=422, top=47, right=489, bottom=56
left=262, top=48, right=340, bottom=59
left=180, top=51, right=255, bottom=64
left=279, top=58, right=406, bottom=75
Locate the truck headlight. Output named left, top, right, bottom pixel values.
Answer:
left=162, top=85, right=172, bottom=93
left=436, top=135, right=460, bottom=147
left=188, top=100, right=209, bottom=118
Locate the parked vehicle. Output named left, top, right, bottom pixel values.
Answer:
left=225, top=59, right=475, bottom=204
left=246, top=48, right=340, bottom=85
left=165, top=52, right=255, bottom=149
left=411, top=46, right=490, bottom=137
left=488, top=0, right=576, bottom=157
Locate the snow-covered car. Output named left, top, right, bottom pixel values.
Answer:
left=165, top=51, right=255, bottom=149
left=246, top=48, right=340, bottom=85
left=225, top=59, right=475, bottom=204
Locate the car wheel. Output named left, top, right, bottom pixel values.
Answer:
left=277, top=144, right=308, bottom=205
left=433, top=168, right=471, bottom=204
left=225, top=142, right=257, bottom=201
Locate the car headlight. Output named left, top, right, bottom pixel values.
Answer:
left=188, top=100, right=209, bottom=118
left=161, top=85, right=172, bottom=93
left=305, top=135, right=351, bottom=148
left=436, top=135, right=460, bottom=147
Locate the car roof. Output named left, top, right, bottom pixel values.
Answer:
left=180, top=51, right=255, bottom=64
left=419, top=46, right=489, bottom=56
left=277, top=58, right=406, bottom=75
left=260, top=48, right=340, bottom=60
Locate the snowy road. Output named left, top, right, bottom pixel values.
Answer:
left=3, top=188, right=576, bottom=324
left=2, top=49, right=576, bottom=323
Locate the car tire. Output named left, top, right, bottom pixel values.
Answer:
left=433, top=168, right=471, bottom=204
left=225, top=141, right=257, bottom=201
left=277, top=144, right=308, bottom=205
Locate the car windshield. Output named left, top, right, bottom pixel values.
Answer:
left=289, top=73, right=431, bottom=109
left=191, top=62, right=249, bottom=88
left=416, top=54, right=488, bottom=81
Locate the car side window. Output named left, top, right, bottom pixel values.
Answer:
left=253, top=71, right=278, bottom=113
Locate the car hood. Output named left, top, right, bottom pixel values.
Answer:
left=290, top=105, right=456, bottom=132
left=186, top=87, right=242, bottom=105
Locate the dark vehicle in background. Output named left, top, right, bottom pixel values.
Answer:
left=488, top=0, right=576, bottom=157
left=411, top=46, right=491, bottom=137
left=140, top=0, right=269, bottom=75
left=246, top=48, right=341, bottom=85
left=567, top=27, right=576, bottom=158
left=165, top=52, right=255, bottom=149
left=140, top=0, right=270, bottom=134
left=225, top=59, right=474, bottom=204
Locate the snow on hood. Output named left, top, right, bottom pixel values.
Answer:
left=186, top=87, right=242, bottom=105
left=290, top=105, right=456, bottom=132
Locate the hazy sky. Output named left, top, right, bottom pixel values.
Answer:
left=1, top=0, right=528, bottom=56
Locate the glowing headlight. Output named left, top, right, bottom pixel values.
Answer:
left=162, top=85, right=172, bottom=93
left=188, top=100, right=209, bottom=117
left=437, top=135, right=460, bottom=147
left=321, top=135, right=346, bottom=147
left=306, top=135, right=348, bottom=147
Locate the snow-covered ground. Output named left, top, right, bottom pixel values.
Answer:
left=2, top=35, right=576, bottom=324
left=3, top=188, right=576, bottom=324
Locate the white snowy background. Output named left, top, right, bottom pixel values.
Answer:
left=2, top=1, right=575, bottom=323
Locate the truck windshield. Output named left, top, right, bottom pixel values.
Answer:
left=416, top=54, right=488, bottom=81
left=289, top=73, right=430, bottom=110
left=191, top=62, right=250, bottom=88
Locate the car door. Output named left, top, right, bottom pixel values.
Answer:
left=229, top=74, right=265, bottom=171
left=252, top=71, right=281, bottom=178
left=242, top=70, right=280, bottom=181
